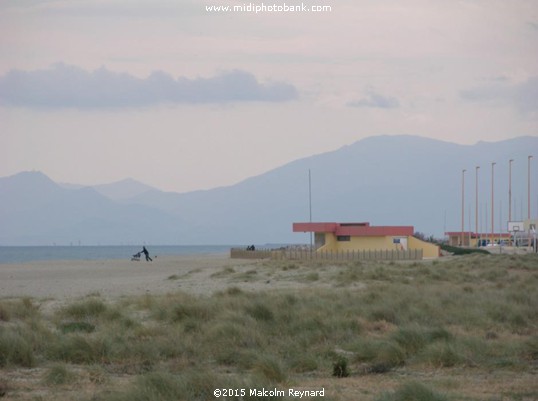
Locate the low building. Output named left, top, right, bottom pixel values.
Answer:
left=293, top=222, right=439, bottom=259
left=445, top=232, right=511, bottom=247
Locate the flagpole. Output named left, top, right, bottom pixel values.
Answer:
left=309, top=169, right=313, bottom=251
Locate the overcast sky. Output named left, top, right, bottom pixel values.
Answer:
left=1, top=0, right=537, bottom=192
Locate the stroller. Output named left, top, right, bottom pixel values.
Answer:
left=131, top=252, right=141, bottom=261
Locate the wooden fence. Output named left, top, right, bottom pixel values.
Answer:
left=230, top=248, right=423, bottom=261
left=230, top=248, right=274, bottom=259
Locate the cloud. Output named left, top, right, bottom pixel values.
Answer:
left=460, top=76, right=538, bottom=116
left=347, top=89, right=400, bottom=109
left=0, top=63, right=298, bottom=109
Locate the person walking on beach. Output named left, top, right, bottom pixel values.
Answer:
left=142, top=246, right=152, bottom=262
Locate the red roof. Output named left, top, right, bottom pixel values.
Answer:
left=293, top=222, right=414, bottom=237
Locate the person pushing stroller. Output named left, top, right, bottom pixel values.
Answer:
left=131, top=246, right=153, bottom=262
left=141, top=246, right=152, bottom=262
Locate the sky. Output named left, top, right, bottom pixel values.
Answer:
left=1, top=0, right=537, bottom=193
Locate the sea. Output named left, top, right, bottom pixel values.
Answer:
left=0, top=245, right=234, bottom=264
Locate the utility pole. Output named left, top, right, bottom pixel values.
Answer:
left=491, top=162, right=496, bottom=245
left=475, top=166, right=479, bottom=247
left=499, top=201, right=503, bottom=253
left=467, top=203, right=473, bottom=246
left=308, top=169, right=312, bottom=251
left=509, top=159, right=513, bottom=223
left=509, top=159, right=513, bottom=246
left=529, top=156, right=533, bottom=220
left=461, top=169, right=466, bottom=246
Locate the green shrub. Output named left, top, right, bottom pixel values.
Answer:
left=254, top=355, right=287, bottom=383
left=149, top=293, right=215, bottom=323
left=282, top=263, right=299, bottom=270
left=0, top=326, right=35, bottom=367
left=61, top=298, right=107, bottom=320
left=332, top=356, right=349, bottom=377
left=391, top=326, right=427, bottom=355
left=371, top=341, right=406, bottom=372
left=0, top=304, right=10, bottom=322
left=88, top=365, right=109, bottom=384
left=210, top=266, right=235, bottom=278
left=223, top=286, right=244, bottom=296
left=0, top=298, right=38, bottom=321
left=352, top=339, right=406, bottom=373
left=369, top=305, right=398, bottom=324
left=417, top=342, right=462, bottom=368
left=48, top=335, right=109, bottom=364
left=306, top=272, right=320, bottom=281
left=376, top=381, right=448, bottom=401
left=119, top=371, right=183, bottom=401
left=523, top=335, right=538, bottom=361
left=427, top=327, right=453, bottom=342
left=246, top=303, right=274, bottom=322
left=290, top=354, right=318, bottom=373
left=439, top=244, right=489, bottom=255
left=171, top=303, right=211, bottom=322
left=43, top=363, right=76, bottom=385
left=59, top=321, right=95, bottom=334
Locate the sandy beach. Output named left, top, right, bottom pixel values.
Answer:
left=0, top=253, right=336, bottom=302
left=0, top=254, right=266, bottom=300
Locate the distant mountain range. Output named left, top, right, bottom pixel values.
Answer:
left=1, top=135, right=537, bottom=245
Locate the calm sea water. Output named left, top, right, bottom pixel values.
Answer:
left=0, top=245, right=234, bottom=264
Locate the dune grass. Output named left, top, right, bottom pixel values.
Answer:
left=0, top=253, right=536, bottom=400
left=375, top=381, right=449, bottom=401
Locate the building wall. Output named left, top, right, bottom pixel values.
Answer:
left=448, top=234, right=473, bottom=247
left=318, top=233, right=439, bottom=258
left=447, top=233, right=511, bottom=247
left=318, top=233, right=390, bottom=252
left=322, top=232, right=338, bottom=250
left=407, top=236, right=440, bottom=258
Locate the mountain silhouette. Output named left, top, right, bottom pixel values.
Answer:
left=1, top=135, right=536, bottom=245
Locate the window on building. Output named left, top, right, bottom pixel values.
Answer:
left=337, top=235, right=350, bottom=241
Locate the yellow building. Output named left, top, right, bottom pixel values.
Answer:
left=445, top=231, right=511, bottom=247
left=293, top=222, right=439, bottom=259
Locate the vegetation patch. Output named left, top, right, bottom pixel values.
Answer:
left=59, top=321, right=96, bottom=334
left=61, top=298, right=107, bottom=320
left=0, top=326, right=36, bottom=367
left=439, top=243, right=490, bottom=255
left=375, top=381, right=448, bottom=401
left=332, top=356, right=350, bottom=377
left=0, top=253, right=536, bottom=400
left=43, top=363, right=77, bottom=385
